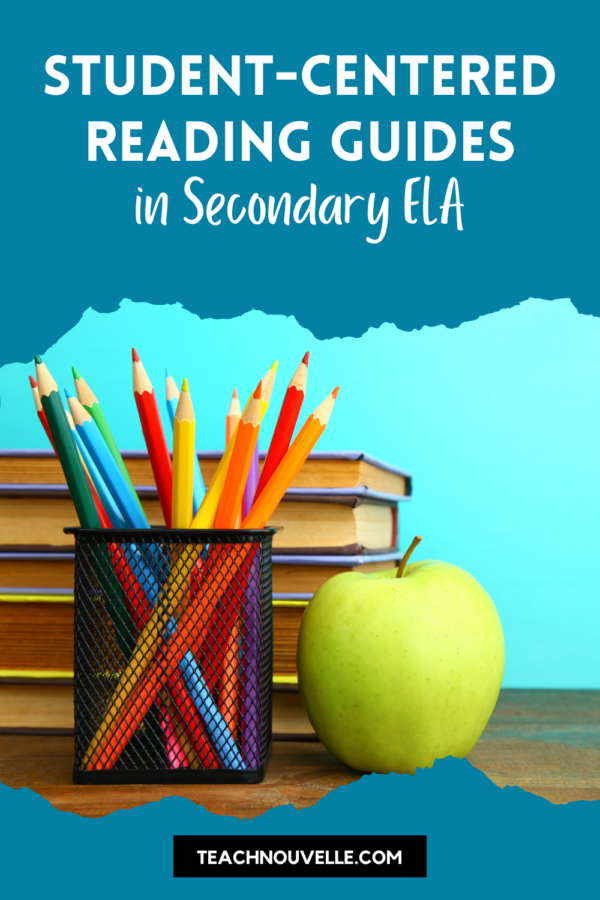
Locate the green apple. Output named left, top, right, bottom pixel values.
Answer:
left=297, top=551, right=504, bottom=775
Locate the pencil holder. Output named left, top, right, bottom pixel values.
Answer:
left=65, top=527, right=274, bottom=784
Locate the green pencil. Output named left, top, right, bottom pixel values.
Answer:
left=72, top=366, right=143, bottom=509
left=36, top=358, right=101, bottom=528
left=37, top=358, right=133, bottom=657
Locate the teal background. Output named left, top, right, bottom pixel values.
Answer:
left=2, top=295, right=598, bottom=688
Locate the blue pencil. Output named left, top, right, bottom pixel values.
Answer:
left=166, top=368, right=205, bottom=515
left=177, top=650, right=245, bottom=770
left=65, top=389, right=149, bottom=529
left=64, top=404, right=127, bottom=528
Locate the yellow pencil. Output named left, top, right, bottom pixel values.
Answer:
left=260, top=361, right=278, bottom=418
left=172, top=379, right=195, bottom=529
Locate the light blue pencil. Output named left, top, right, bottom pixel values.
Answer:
left=177, top=649, right=245, bottom=769
left=64, top=405, right=127, bottom=528
left=65, top=389, right=149, bottom=529
left=166, top=368, right=205, bottom=515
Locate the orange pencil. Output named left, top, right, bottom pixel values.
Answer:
left=29, top=376, right=57, bottom=452
left=132, top=348, right=173, bottom=527
left=243, top=387, right=339, bottom=528
left=214, top=382, right=262, bottom=528
left=225, top=388, right=241, bottom=445
left=219, top=622, right=240, bottom=737
left=254, top=351, right=309, bottom=500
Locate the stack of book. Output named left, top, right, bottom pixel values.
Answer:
left=0, top=448, right=411, bottom=736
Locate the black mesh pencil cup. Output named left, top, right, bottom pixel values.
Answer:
left=66, top=527, right=274, bottom=784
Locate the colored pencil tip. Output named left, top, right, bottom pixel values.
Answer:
left=232, top=388, right=238, bottom=398
left=29, top=376, right=37, bottom=388
left=181, top=378, right=189, bottom=392
left=64, top=387, right=74, bottom=399
left=35, top=356, right=42, bottom=365
left=302, top=351, right=310, bottom=365
left=165, top=367, right=171, bottom=379
left=270, top=360, right=279, bottom=373
left=332, top=386, right=340, bottom=398
left=132, top=348, right=140, bottom=362
left=72, top=366, right=81, bottom=380
left=253, top=382, right=262, bottom=400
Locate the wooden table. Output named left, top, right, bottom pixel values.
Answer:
left=0, top=690, right=597, bottom=818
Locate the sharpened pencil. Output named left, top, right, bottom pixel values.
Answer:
left=225, top=389, right=241, bottom=446
left=65, top=406, right=124, bottom=528
left=72, top=366, right=142, bottom=508
left=66, top=389, right=148, bottom=529
left=29, top=376, right=57, bottom=452
left=242, top=387, right=340, bottom=528
left=133, top=349, right=172, bottom=527
left=166, top=369, right=205, bottom=516
left=35, top=357, right=100, bottom=529
left=254, top=351, right=309, bottom=500
left=172, top=379, right=195, bottom=529
left=243, top=361, right=278, bottom=518
left=215, top=381, right=262, bottom=528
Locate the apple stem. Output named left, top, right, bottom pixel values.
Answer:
left=396, top=536, right=422, bottom=578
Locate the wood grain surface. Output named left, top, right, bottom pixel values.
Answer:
left=0, top=690, right=597, bottom=818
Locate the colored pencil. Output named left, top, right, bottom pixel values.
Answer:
left=178, top=652, right=245, bottom=769
left=219, top=623, right=240, bottom=737
left=171, top=379, right=195, bottom=529
left=66, top=390, right=149, bottom=529
left=215, top=382, right=262, bottom=528
left=133, top=349, right=173, bottom=527
left=65, top=407, right=124, bottom=528
left=226, top=390, right=243, bottom=528
left=191, top=367, right=275, bottom=529
left=225, top=388, right=241, bottom=445
left=242, top=362, right=278, bottom=519
left=238, top=361, right=278, bottom=756
left=36, top=361, right=135, bottom=655
left=114, top=547, right=219, bottom=767
left=190, top=432, right=237, bottom=528
left=165, top=369, right=179, bottom=425
left=49, top=351, right=338, bottom=773
left=84, top=548, right=244, bottom=769
left=166, top=369, right=205, bottom=516
left=242, top=387, right=340, bottom=528
left=83, top=550, right=205, bottom=767
left=35, top=358, right=100, bottom=529
left=254, top=351, right=309, bottom=500
left=29, top=376, right=57, bottom=452
left=72, top=366, right=141, bottom=507
left=76, top=454, right=112, bottom=529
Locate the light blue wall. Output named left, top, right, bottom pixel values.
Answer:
left=2, top=297, right=599, bottom=687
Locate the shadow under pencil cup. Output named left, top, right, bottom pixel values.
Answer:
left=66, top=526, right=274, bottom=784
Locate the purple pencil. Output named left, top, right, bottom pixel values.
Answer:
left=242, top=362, right=277, bottom=520
left=241, top=548, right=263, bottom=768
left=242, top=444, right=260, bottom=519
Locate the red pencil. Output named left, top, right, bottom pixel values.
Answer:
left=132, top=349, right=173, bottom=527
left=29, top=376, right=57, bottom=452
left=254, top=352, right=309, bottom=500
